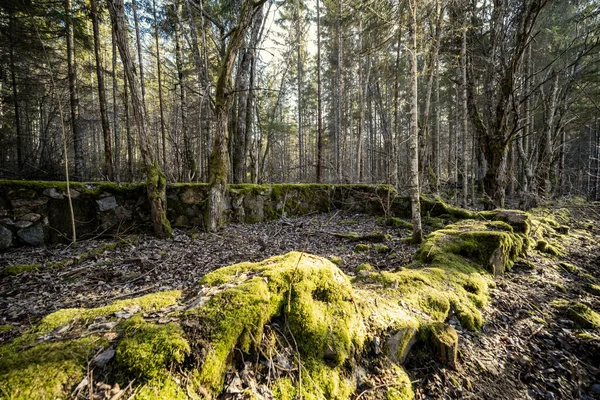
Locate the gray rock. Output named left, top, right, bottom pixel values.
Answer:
left=43, top=188, right=64, bottom=199
left=1, top=218, right=15, bottom=226
left=0, top=225, right=13, bottom=250
left=17, top=225, right=45, bottom=246
left=21, top=213, right=41, bottom=222
left=15, top=220, right=33, bottom=229
left=387, top=327, right=418, bottom=364
left=591, top=384, right=600, bottom=394
left=92, top=348, right=115, bottom=367
left=96, top=196, right=118, bottom=212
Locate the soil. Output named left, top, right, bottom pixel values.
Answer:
left=1, top=207, right=599, bottom=399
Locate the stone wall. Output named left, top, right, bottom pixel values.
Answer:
left=0, top=181, right=395, bottom=249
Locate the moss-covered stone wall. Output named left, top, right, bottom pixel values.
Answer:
left=0, top=181, right=396, bottom=249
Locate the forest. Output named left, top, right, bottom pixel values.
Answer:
left=0, top=0, right=599, bottom=399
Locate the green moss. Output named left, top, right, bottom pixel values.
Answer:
left=549, top=281, right=567, bottom=293
left=535, top=240, right=563, bottom=257
left=566, top=302, right=600, bottom=330
left=329, top=255, right=344, bottom=266
left=271, top=359, right=355, bottom=400
left=35, top=290, right=181, bottom=336
left=0, top=336, right=108, bottom=399
left=0, top=324, right=12, bottom=333
left=374, top=244, right=390, bottom=253
left=0, top=290, right=181, bottom=399
left=558, top=262, right=578, bottom=272
left=376, top=216, right=413, bottom=230
left=116, top=315, right=190, bottom=380
left=188, top=253, right=365, bottom=396
left=354, top=243, right=371, bottom=252
left=420, top=196, right=476, bottom=220
left=586, top=284, right=600, bottom=296
left=356, top=263, right=374, bottom=272
left=135, top=376, right=189, bottom=399
left=579, top=272, right=597, bottom=283
left=416, top=220, right=526, bottom=275
left=2, top=263, right=41, bottom=275
left=385, top=366, right=414, bottom=400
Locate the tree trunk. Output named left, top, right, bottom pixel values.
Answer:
left=408, top=1, right=422, bottom=244
left=112, top=28, right=120, bottom=182
left=316, top=0, right=323, bottom=183
left=107, top=0, right=172, bottom=238
left=131, top=0, right=146, bottom=105
left=90, top=0, right=115, bottom=181
left=461, top=22, right=469, bottom=206
left=152, top=0, right=167, bottom=169
left=206, top=0, right=267, bottom=232
left=296, top=0, right=304, bottom=181
left=174, top=1, right=194, bottom=181
left=65, top=0, right=84, bottom=179
left=124, top=72, right=134, bottom=180
left=9, top=17, right=22, bottom=172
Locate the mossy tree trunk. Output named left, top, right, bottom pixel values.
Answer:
left=205, top=0, right=267, bottom=232
left=107, top=0, right=172, bottom=238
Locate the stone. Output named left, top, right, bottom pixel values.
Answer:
left=92, top=348, right=115, bottom=367
left=1, top=218, right=15, bottom=226
left=96, top=196, right=118, bottom=212
left=10, top=197, right=48, bottom=208
left=43, top=188, right=64, bottom=199
left=591, top=384, right=600, bottom=394
left=68, top=189, right=81, bottom=199
left=0, top=225, right=13, bottom=250
left=17, top=225, right=45, bottom=246
left=21, top=213, right=41, bottom=222
left=387, top=326, right=418, bottom=364
left=181, top=188, right=204, bottom=204
left=115, top=206, right=132, bottom=220
left=496, top=210, right=529, bottom=234
left=15, top=220, right=33, bottom=229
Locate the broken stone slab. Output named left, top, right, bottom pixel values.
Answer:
left=0, top=225, right=13, bottom=250
left=17, top=225, right=44, bottom=246
left=387, top=326, right=418, bottom=364
left=43, top=188, right=64, bottom=199
left=96, top=196, right=118, bottom=212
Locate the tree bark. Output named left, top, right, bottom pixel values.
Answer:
left=408, top=1, right=423, bottom=243
left=107, top=0, right=172, bottom=238
left=174, top=1, right=195, bottom=181
left=90, top=0, right=115, bottom=181
left=316, top=0, right=323, bottom=183
left=152, top=0, right=167, bottom=169
left=65, top=0, right=84, bottom=179
left=206, top=0, right=267, bottom=232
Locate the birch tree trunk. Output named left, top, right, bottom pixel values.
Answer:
left=408, top=0, right=423, bottom=244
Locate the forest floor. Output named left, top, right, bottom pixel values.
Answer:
left=1, top=205, right=599, bottom=399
